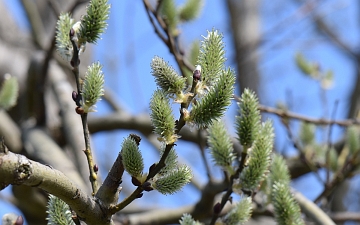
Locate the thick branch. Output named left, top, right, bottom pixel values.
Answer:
left=48, top=61, right=89, bottom=180
left=294, top=190, right=336, bottom=225
left=88, top=112, right=200, bottom=144
left=226, top=0, right=260, bottom=95
left=0, top=110, right=22, bottom=153
left=314, top=15, right=357, bottom=58
left=22, top=127, right=88, bottom=191
left=95, top=152, right=124, bottom=206
left=0, top=151, right=110, bottom=225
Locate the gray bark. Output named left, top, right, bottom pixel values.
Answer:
left=226, top=0, right=261, bottom=96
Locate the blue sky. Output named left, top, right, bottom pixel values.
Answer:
left=2, top=0, right=360, bottom=223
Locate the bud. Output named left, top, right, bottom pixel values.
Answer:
left=131, top=176, right=141, bottom=186
left=93, top=164, right=98, bottom=173
left=129, top=134, right=141, bottom=146
left=193, top=65, right=201, bottom=81
left=70, top=58, right=80, bottom=67
left=213, top=202, right=222, bottom=214
left=69, top=28, right=75, bottom=38
left=15, top=215, right=24, bottom=225
left=142, top=182, right=154, bottom=192
left=72, top=91, right=78, bottom=102
left=75, top=106, right=84, bottom=114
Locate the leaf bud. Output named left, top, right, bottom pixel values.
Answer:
left=213, top=202, right=222, bottom=214
left=193, top=65, right=201, bottom=81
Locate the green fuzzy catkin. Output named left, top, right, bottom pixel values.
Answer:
left=270, top=155, right=291, bottom=187
left=151, top=56, right=186, bottom=97
left=0, top=75, right=18, bottom=110
left=178, top=0, right=204, bottom=22
left=150, top=89, right=177, bottom=144
left=222, top=197, right=252, bottom=225
left=328, top=147, right=338, bottom=172
left=270, top=156, right=304, bottom=225
left=55, top=13, right=74, bottom=61
left=80, top=0, right=110, bottom=44
left=197, top=29, right=226, bottom=89
left=190, top=68, right=235, bottom=127
left=208, top=120, right=235, bottom=174
left=272, top=182, right=305, bottom=225
left=240, top=121, right=274, bottom=191
left=179, top=213, right=203, bottom=225
left=347, top=126, right=360, bottom=155
left=295, top=53, right=318, bottom=78
left=152, top=165, right=192, bottom=195
left=82, top=62, right=105, bottom=112
left=159, top=145, right=178, bottom=175
left=299, top=122, right=315, bottom=146
left=159, top=0, right=178, bottom=33
left=46, top=195, right=75, bottom=225
left=120, top=137, right=144, bottom=179
left=236, top=88, right=261, bottom=150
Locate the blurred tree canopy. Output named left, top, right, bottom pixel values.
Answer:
left=1, top=0, right=360, bottom=224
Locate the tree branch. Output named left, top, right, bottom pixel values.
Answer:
left=119, top=180, right=228, bottom=224
left=0, top=150, right=110, bottom=225
left=314, top=15, right=357, bottom=59
left=22, top=127, right=88, bottom=192
left=48, top=61, right=89, bottom=181
left=0, top=110, right=22, bottom=153
left=293, top=190, right=336, bottom=225
left=142, top=0, right=195, bottom=76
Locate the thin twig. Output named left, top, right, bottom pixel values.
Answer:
left=110, top=64, right=201, bottom=214
left=70, top=30, right=99, bottom=195
left=282, top=117, right=325, bottom=185
left=42, top=0, right=89, bottom=84
left=81, top=114, right=98, bottom=194
left=142, top=0, right=195, bottom=76
left=247, top=101, right=360, bottom=127
left=209, top=149, right=250, bottom=225
left=314, top=149, right=360, bottom=203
